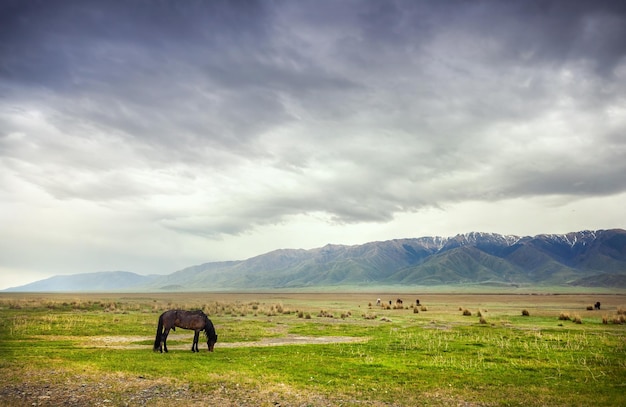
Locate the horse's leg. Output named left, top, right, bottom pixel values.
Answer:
left=192, top=331, right=200, bottom=352
left=163, top=327, right=171, bottom=353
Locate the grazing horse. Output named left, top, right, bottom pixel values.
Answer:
left=153, top=309, right=218, bottom=353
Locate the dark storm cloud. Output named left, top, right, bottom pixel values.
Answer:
left=1, top=0, right=625, bottom=237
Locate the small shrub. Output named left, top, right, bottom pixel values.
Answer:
left=477, top=310, right=482, bottom=317
left=572, top=314, right=583, bottom=324
left=586, top=305, right=593, bottom=311
left=479, top=316, right=488, bottom=324
left=297, top=311, right=304, bottom=318
left=602, top=315, right=608, bottom=324
left=558, top=312, right=571, bottom=321
left=305, top=313, right=311, bottom=319
left=462, top=309, right=472, bottom=316
left=420, top=306, right=428, bottom=312
left=522, top=309, right=530, bottom=316
left=413, top=307, right=419, bottom=314
left=617, top=307, right=626, bottom=315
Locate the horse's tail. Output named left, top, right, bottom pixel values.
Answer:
left=153, top=313, right=164, bottom=351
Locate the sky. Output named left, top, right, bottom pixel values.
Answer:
left=1, top=0, right=625, bottom=289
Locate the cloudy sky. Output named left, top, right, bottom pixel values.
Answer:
left=1, top=0, right=625, bottom=289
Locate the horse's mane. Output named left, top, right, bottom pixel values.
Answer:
left=202, top=313, right=216, bottom=341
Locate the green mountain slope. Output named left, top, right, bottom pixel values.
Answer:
left=6, top=229, right=626, bottom=292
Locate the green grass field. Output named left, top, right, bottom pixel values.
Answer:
left=1, top=292, right=625, bottom=406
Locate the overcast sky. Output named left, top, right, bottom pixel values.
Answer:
left=1, top=0, right=625, bottom=289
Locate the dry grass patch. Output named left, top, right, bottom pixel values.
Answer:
left=558, top=312, right=571, bottom=321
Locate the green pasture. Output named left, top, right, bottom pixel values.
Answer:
left=1, top=293, right=625, bottom=406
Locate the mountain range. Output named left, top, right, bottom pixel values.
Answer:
left=5, top=229, right=626, bottom=292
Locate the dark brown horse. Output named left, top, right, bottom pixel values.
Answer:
left=153, top=309, right=217, bottom=353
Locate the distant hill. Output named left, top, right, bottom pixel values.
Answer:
left=5, top=229, right=626, bottom=292
left=5, top=271, right=159, bottom=292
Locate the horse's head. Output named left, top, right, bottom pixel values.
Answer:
left=207, top=334, right=218, bottom=352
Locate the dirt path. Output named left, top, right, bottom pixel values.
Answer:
left=82, top=334, right=369, bottom=350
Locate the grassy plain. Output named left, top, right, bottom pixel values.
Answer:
left=1, top=292, right=625, bottom=406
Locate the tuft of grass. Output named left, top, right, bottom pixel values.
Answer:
left=558, top=312, right=571, bottom=321
left=522, top=309, right=530, bottom=316
left=462, top=309, right=472, bottom=316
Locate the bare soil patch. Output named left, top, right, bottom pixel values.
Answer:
left=0, top=370, right=364, bottom=407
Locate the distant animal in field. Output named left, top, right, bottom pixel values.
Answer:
left=153, top=309, right=217, bottom=353
left=396, top=298, right=403, bottom=305
left=376, top=298, right=381, bottom=306
left=594, top=302, right=601, bottom=310
left=415, top=299, right=420, bottom=306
